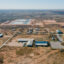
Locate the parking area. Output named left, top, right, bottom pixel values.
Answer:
left=50, top=41, right=64, bottom=49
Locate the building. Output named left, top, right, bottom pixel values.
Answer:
left=27, top=28, right=33, bottom=34
left=18, top=38, right=34, bottom=47
left=35, top=41, right=49, bottom=47
left=26, top=39, right=34, bottom=47
left=0, top=33, right=3, bottom=38
left=52, top=36, right=55, bottom=41
left=35, top=28, right=40, bottom=31
left=56, top=30, right=63, bottom=34
left=56, top=34, right=63, bottom=42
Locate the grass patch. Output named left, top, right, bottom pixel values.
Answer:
left=34, top=52, right=40, bottom=56
left=0, top=55, right=4, bottom=64
left=16, top=47, right=33, bottom=56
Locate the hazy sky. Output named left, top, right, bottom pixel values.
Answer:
left=0, top=0, right=64, bottom=9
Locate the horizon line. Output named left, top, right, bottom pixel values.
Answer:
left=0, top=9, right=64, bottom=10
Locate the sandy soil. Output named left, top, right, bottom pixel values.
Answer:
left=0, top=46, right=63, bottom=64
left=0, top=37, right=9, bottom=46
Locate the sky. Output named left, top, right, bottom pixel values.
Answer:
left=0, top=0, right=64, bottom=9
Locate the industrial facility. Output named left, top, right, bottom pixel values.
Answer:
left=18, top=38, right=34, bottom=47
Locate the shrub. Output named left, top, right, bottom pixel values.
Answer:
left=16, top=47, right=33, bottom=56
left=0, top=56, right=4, bottom=64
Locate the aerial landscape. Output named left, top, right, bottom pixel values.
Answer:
left=0, top=0, right=64, bottom=64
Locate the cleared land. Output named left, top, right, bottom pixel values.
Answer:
left=0, top=37, right=9, bottom=46
left=2, top=19, right=64, bottom=27
left=0, top=46, right=63, bottom=64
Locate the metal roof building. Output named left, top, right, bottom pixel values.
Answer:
left=56, top=34, right=63, bottom=42
left=26, top=39, right=34, bottom=47
left=35, top=41, right=49, bottom=47
left=56, top=30, right=63, bottom=34
left=0, top=33, right=3, bottom=37
left=18, top=38, right=34, bottom=47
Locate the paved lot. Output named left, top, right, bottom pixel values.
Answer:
left=50, top=41, right=64, bottom=49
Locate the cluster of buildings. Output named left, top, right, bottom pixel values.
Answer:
left=17, top=29, right=64, bottom=49
left=26, top=28, right=49, bottom=35
left=18, top=38, right=49, bottom=47
left=50, top=30, right=64, bottom=49
left=1, top=29, right=64, bottom=50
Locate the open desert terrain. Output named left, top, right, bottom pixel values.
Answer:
left=0, top=46, right=64, bottom=64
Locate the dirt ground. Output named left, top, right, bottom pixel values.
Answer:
left=0, top=46, right=64, bottom=64
left=0, top=37, right=9, bottom=46
left=11, top=34, right=49, bottom=42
